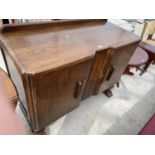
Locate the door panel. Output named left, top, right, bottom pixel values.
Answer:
left=99, top=43, right=138, bottom=93
left=34, top=59, right=92, bottom=129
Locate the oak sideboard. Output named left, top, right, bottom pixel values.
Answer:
left=0, top=20, right=140, bottom=134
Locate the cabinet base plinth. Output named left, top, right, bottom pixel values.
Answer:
left=103, top=89, right=113, bottom=97
left=32, top=129, right=46, bottom=135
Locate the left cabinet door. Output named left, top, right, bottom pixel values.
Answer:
left=34, top=59, right=92, bottom=130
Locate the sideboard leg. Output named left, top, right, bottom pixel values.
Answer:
left=32, top=129, right=46, bottom=135
left=124, top=66, right=134, bottom=76
left=140, top=60, right=152, bottom=76
left=103, top=89, right=113, bottom=97
left=152, top=60, right=155, bottom=64
left=136, top=66, right=139, bottom=71
left=116, top=82, right=120, bottom=88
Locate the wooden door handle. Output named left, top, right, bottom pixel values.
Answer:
left=106, top=65, right=115, bottom=81
left=74, top=81, right=83, bottom=99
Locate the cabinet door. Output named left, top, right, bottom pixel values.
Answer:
left=98, top=42, right=138, bottom=93
left=34, top=59, right=92, bottom=129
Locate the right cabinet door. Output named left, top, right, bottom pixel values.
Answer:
left=98, top=42, right=138, bottom=93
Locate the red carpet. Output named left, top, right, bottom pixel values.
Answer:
left=139, top=113, right=155, bottom=135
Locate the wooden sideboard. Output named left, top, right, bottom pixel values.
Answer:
left=0, top=20, right=140, bottom=134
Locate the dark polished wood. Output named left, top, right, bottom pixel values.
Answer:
left=128, top=47, right=148, bottom=66
left=34, top=59, right=92, bottom=130
left=0, top=20, right=140, bottom=134
left=1, top=19, right=107, bottom=33
left=82, top=48, right=110, bottom=99
left=92, top=42, right=139, bottom=95
left=124, top=46, right=149, bottom=76
left=103, top=89, right=113, bottom=97
left=33, top=129, right=46, bottom=135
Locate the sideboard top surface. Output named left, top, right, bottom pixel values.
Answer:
left=0, top=20, right=140, bottom=74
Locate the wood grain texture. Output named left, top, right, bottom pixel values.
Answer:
left=82, top=48, right=111, bottom=99
left=98, top=42, right=139, bottom=93
left=0, top=20, right=139, bottom=74
left=34, top=59, right=93, bottom=130
left=0, top=20, right=140, bottom=133
left=82, top=41, right=140, bottom=99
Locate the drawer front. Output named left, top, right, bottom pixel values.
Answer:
left=34, top=59, right=92, bottom=129
left=99, top=42, right=138, bottom=93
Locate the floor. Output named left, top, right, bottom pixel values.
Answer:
left=0, top=19, right=155, bottom=135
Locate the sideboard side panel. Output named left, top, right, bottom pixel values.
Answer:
left=0, top=46, right=38, bottom=130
